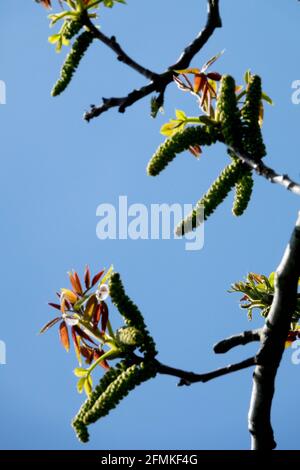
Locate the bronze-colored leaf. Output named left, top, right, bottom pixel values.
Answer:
left=48, top=302, right=61, bottom=311
left=92, top=304, right=101, bottom=328
left=100, top=301, right=109, bottom=333
left=59, top=321, right=70, bottom=352
left=91, top=270, right=104, bottom=286
left=69, top=271, right=83, bottom=295
left=84, top=294, right=98, bottom=321
left=39, top=317, right=60, bottom=334
left=84, top=265, right=91, bottom=289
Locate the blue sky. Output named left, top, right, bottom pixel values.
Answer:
left=1, top=0, right=300, bottom=450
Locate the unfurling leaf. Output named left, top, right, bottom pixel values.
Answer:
left=59, top=321, right=70, bottom=352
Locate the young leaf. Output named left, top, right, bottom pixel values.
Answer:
left=77, top=376, right=86, bottom=394
left=39, top=317, right=61, bottom=334
left=59, top=321, right=70, bottom=352
left=74, top=367, right=88, bottom=378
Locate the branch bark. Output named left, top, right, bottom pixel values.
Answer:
left=214, top=329, right=261, bottom=354
left=248, top=212, right=300, bottom=450
left=155, top=356, right=256, bottom=386
left=83, top=0, right=222, bottom=121
left=230, top=146, right=300, bottom=197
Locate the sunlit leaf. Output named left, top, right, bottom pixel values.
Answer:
left=59, top=321, right=70, bottom=352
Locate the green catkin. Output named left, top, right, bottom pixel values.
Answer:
left=52, top=31, right=93, bottom=97
left=232, top=75, right=266, bottom=216
left=147, top=125, right=220, bottom=176
left=72, top=359, right=130, bottom=443
left=109, top=273, right=157, bottom=359
left=232, top=169, right=254, bottom=216
left=64, top=20, right=83, bottom=40
left=241, top=75, right=266, bottom=160
left=216, top=75, right=243, bottom=149
left=176, top=158, right=245, bottom=235
left=83, top=362, right=157, bottom=426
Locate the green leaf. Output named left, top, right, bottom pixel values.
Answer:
left=269, top=272, right=275, bottom=287
left=77, top=376, right=86, bottom=394
left=244, top=69, right=251, bottom=85
left=48, top=34, right=61, bottom=44
left=74, top=367, right=88, bottom=378
left=84, top=375, right=93, bottom=396
left=100, top=264, right=114, bottom=285
left=175, top=109, right=187, bottom=121
left=262, top=92, right=273, bottom=105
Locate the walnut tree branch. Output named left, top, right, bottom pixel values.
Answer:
left=248, top=212, right=300, bottom=450
left=83, top=0, right=222, bottom=121
left=230, top=146, right=300, bottom=196
left=214, top=329, right=261, bottom=354
left=154, top=356, right=256, bottom=386
left=82, top=11, right=158, bottom=81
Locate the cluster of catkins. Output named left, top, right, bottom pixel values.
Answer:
left=72, top=273, right=157, bottom=443
left=147, top=75, right=266, bottom=235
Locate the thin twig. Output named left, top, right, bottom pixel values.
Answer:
left=82, top=12, right=158, bottom=81
left=248, top=212, right=300, bottom=450
left=155, top=356, right=256, bottom=386
left=84, top=0, right=222, bottom=121
left=214, top=329, right=261, bottom=354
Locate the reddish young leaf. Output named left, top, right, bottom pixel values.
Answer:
left=37, top=0, right=52, bottom=8
left=48, top=302, right=61, bottom=311
left=92, top=304, right=101, bottom=328
left=93, top=350, right=110, bottom=370
left=84, top=265, right=91, bottom=290
left=39, top=317, right=61, bottom=334
left=91, top=270, right=104, bottom=286
left=59, top=321, right=70, bottom=352
left=207, top=72, right=222, bottom=81
left=100, top=301, right=109, bottom=333
left=69, top=272, right=83, bottom=295
left=80, top=344, right=94, bottom=364
left=194, top=73, right=204, bottom=93
left=73, top=325, right=97, bottom=345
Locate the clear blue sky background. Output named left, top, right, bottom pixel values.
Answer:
left=1, top=0, right=300, bottom=450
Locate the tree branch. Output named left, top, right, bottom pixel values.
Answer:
left=155, top=356, right=256, bottom=386
left=230, top=146, right=300, bottom=197
left=214, top=329, right=261, bottom=354
left=84, top=0, right=222, bottom=121
left=248, top=212, right=300, bottom=450
left=82, top=12, right=158, bottom=81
